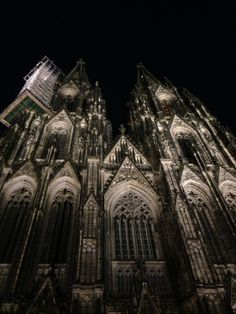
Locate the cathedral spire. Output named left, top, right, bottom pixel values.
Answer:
left=0, top=58, right=235, bottom=314
left=64, top=58, right=90, bottom=86
left=136, top=62, right=161, bottom=89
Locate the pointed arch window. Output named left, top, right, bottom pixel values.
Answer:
left=177, top=136, right=198, bottom=164
left=177, top=137, right=197, bottom=164
left=113, top=192, right=156, bottom=261
left=42, top=188, right=75, bottom=264
left=42, top=128, right=68, bottom=160
left=186, top=189, right=224, bottom=262
left=0, top=187, right=33, bottom=263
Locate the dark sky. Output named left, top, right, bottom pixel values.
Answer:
left=0, top=0, right=235, bottom=135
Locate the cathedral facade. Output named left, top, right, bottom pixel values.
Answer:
left=0, top=57, right=236, bottom=313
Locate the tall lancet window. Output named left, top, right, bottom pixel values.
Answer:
left=42, top=128, right=68, bottom=160
left=42, top=188, right=75, bottom=264
left=177, top=136, right=198, bottom=164
left=186, top=189, right=224, bottom=262
left=217, top=183, right=236, bottom=258
left=113, top=192, right=156, bottom=261
left=0, top=187, right=33, bottom=263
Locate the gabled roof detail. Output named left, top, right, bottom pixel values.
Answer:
left=107, top=157, right=153, bottom=190
left=53, top=161, right=79, bottom=182
left=219, top=166, right=236, bottom=185
left=12, top=161, right=37, bottom=180
left=104, top=135, right=149, bottom=165
left=26, top=277, right=59, bottom=314
left=169, top=114, right=196, bottom=134
left=180, top=165, right=204, bottom=186
left=46, top=109, right=74, bottom=128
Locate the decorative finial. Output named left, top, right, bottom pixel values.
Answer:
left=119, top=124, right=126, bottom=135
left=95, top=81, right=99, bottom=87
left=136, top=62, right=143, bottom=69
left=77, top=58, right=85, bottom=65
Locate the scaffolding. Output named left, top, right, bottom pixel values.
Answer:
left=19, top=56, right=62, bottom=107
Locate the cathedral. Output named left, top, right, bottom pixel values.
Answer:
left=0, top=56, right=236, bottom=313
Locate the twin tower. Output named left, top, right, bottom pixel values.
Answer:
left=0, top=57, right=236, bottom=313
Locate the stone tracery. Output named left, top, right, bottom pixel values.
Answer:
left=113, top=192, right=156, bottom=261
left=42, top=125, right=68, bottom=159
left=0, top=186, right=34, bottom=263
left=184, top=185, right=225, bottom=262
left=41, top=188, right=76, bottom=264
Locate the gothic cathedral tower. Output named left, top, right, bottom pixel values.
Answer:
left=0, top=57, right=236, bottom=313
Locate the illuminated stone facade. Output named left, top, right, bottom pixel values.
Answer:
left=0, top=58, right=236, bottom=313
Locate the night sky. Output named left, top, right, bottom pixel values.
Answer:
left=0, top=0, right=235, bottom=135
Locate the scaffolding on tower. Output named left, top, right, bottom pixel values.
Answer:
left=19, top=56, right=62, bottom=107
left=0, top=57, right=63, bottom=127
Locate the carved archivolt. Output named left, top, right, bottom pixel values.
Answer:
left=52, top=188, right=75, bottom=205
left=105, top=180, right=159, bottom=221
left=182, top=180, right=210, bottom=203
left=1, top=175, right=37, bottom=203
left=46, top=173, right=80, bottom=206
